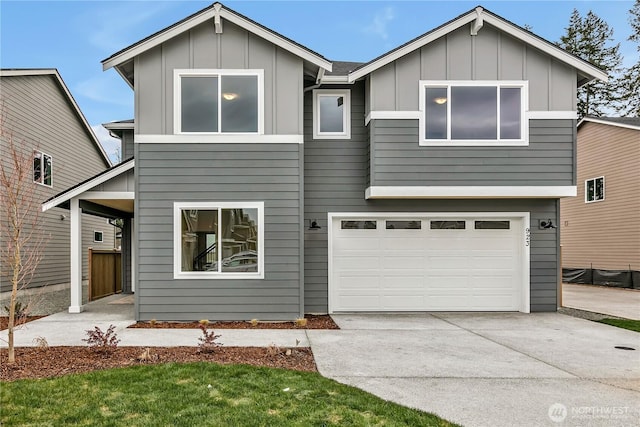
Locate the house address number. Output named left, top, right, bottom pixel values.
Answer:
left=525, top=227, right=531, bottom=246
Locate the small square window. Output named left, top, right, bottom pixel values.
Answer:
left=33, top=151, right=52, bottom=186
left=313, top=89, right=350, bottom=139
left=93, top=231, right=104, bottom=243
left=585, top=177, right=604, bottom=203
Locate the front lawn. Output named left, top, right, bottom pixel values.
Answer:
left=597, top=318, right=640, bottom=332
left=1, top=362, right=457, bottom=426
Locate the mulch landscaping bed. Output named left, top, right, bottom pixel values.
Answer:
left=1, top=346, right=316, bottom=382
left=0, top=316, right=45, bottom=331
left=128, top=314, right=339, bottom=330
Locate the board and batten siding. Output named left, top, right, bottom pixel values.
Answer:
left=135, top=19, right=303, bottom=136
left=370, top=119, right=576, bottom=186
left=304, top=82, right=559, bottom=313
left=561, top=122, right=640, bottom=270
left=135, top=142, right=303, bottom=321
left=0, top=74, right=113, bottom=292
left=368, top=24, right=576, bottom=114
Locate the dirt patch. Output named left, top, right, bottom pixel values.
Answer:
left=128, top=314, right=339, bottom=330
left=1, top=346, right=316, bottom=382
left=0, top=316, right=45, bottom=331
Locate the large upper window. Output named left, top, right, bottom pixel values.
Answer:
left=419, top=81, right=527, bottom=146
left=174, top=202, right=264, bottom=279
left=33, top=150, right=52, bottom=186
left=174, top=70, right=263, bottom=134
left=313, top=89, right=351, bottom=139
left=585, top=176, right=604, bottom=203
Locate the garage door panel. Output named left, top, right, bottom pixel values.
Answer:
left=381, top=276, right=425, bottom=288
left=331, top=215, right=523, bottom=312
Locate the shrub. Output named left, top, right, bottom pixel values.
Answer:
left=83, top=325, right=120, bottom=354
left=197, top=324, right=221, bottom=353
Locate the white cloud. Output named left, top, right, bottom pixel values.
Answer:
left=76, top=73, right=132, bottom=107
left=364, top=7, right=395, bottom=40
left=92, top=124, right=121, bottom=164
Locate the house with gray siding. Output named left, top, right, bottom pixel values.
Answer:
left=44, top=3, right=606, bottom=320
left=0, top=69, right=115, bottom=302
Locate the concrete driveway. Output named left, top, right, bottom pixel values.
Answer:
left=308, top=313, right=640, bottom=427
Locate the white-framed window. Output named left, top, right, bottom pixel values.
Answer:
left=93, top=231, right=104, bottom=243
left=585, top=176, right=605, bottom=203
left=419, top=81, right=528, bottom=146
left=33, top=150, right=52, bottom=186
left=174, top=69, right=264, bottom=134
left=173, top=202, right=264, bottom=279
left=313, top=89, right=351, bottom=139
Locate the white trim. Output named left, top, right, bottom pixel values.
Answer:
left=0, top=69, right=111, bottom=166
left=364, top=111, right=421, bottom=125
left=69, top=197, right=84, bottom=314
left=348, top=8, right=606, bottom=83
left=135, top=134, right=303, bottom=144
left=173, top=201, right=264, bottom=280
left=42, top=160, right=134, bottom=211
left=584, top=176, right=605, bottom=203
left=527, top=111, right=578, bottom=120
left=174, top=69, right=264, bottom=135
left=93, top=230, right=104, bottom=243
left=365, top=186, right=577, bottom=199
left=327, top=211, right=531, bottom=313
left=81, top=191, right=135, bottom=200
left=312, top=89, right=351, bottom=139
left=578, top=117, right=640, bottom=131
left=103, top=121, right=134, bottom=130
left=320, top=75, right=352, bottom=84
left=419, top=80, right=529, bottom=146
left=102, top=5, right=332, bottom=72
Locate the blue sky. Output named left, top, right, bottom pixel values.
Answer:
left=1, top=1, right=636, bottom=162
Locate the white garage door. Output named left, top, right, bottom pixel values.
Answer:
left=330, top=215, right=524, bottom=312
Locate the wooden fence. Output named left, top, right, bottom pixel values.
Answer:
left=88, top=249, right=122, bottom=301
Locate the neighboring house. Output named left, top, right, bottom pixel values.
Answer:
left=561, top=117, right=640, bottom=288
left=44, top=3, right=606, bottom=320
left=0, top=69, right=115, bottom=298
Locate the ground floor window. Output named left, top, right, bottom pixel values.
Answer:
left=173, top=202, right=264, bottom=279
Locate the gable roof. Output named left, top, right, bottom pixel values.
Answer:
left=0, top=68, right=111, bottom=167
left=42, top=157, right=134, bottom=211
left=578, top=116, right=640, bottom=132
left=348, top=6, right=608, bottom=85
left=102, top=2, right=332, bottom=82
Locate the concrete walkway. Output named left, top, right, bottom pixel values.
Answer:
left=0, top=294, right=308, bottom=348
left=309, top=313, right=640, bottom=427
left=563, top=283, right=640, bottom=320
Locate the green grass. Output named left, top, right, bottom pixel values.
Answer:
left=597, top=318, right=640, bottom=332
left=1, top=363, right=457, bottom=426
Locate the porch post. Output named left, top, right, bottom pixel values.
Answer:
left=69, top=197, right=84, bottom=313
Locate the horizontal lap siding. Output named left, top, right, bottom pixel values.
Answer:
left=371, top=119, right=575, bottom=186
left=136, top=142, right=302, bottom=321
left=303, top=82, right=559, bottom=313
left=0, top=75, right=112, bottom=292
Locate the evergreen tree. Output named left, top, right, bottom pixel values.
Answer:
left=558, top=9, right=622, bottom=118
left=615, top=0, right=640, bottom=117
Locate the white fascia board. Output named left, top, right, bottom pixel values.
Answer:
left=348, top=13, right=478, bottom=82
left=42, top=160, right=135, bottom=212
left=1, top=69, right=112, bottom=167
left=578, top=117, right=640, bottom=132
left=81, top=192, right=135, bottom=200
left=480, top=14, right=607, bottom=82
left=320, top=75, right=351, bottom=84
left=135, top=134, right=303, bottom=144
left=102, top=7, right=331, bottom=73
left=348, top=10, right=607, bottom=84
left=365, top=186, right=577, bottom=199
left=103, top=121, right=134, bottom=130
